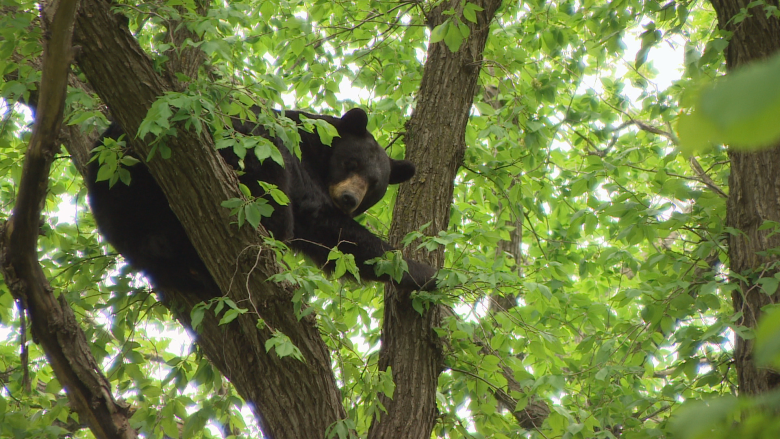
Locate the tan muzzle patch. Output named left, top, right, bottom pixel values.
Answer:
left=329, top=175, right=369, bottom=215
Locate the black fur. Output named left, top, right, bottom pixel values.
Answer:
left=85, top=108, right=437, bottom=296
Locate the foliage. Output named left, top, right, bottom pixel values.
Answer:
left=669, top=389, right=780, bottom=439
left=0, top=0, right=770, bottom=437
left=678, top=51, right=780, bottom=154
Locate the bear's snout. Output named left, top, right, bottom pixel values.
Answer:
left=339, top=193, right=359, bottom=210
left=329, top=175, right=369, bottom=215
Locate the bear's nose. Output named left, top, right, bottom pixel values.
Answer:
left=339, top=193, right=359, bottom=210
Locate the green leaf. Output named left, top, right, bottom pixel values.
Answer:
left=190, top=304, right=206, bottom=330
left=221, top=198, right=244, bottom=209
left=635, top=29, right=661, bottom=69
left=290, top=38, right=305, bottom=56
left=368, top=251, right=408, bottom=283
left=159, top=143, right=172, bottom=159
left=237, top=205, right=246, bottom=228
left=310, top=119, right=340, bottom=146
left=119, top=155, right=139, bottom=166
left=258, top=181, right=290, bottom=205
left=138, top=99, right=172, bottom=138
left=463, top=2, right=483, bottom=23
left=183, top=412, right=208, bottom=438
left=430, top=19, right=450, bottom=44
left=117, top=167, right=132, bottom=186
left=444, top=20, right=464, bottom=52
left=269, top=187, right=289, bottom=205
left=755, top=306, right=780, bottom=368
left=679, top=52, right=780, bottom=152
left=259, top=0, right=275, bottom=17
left=265, top=331, right=305, bottom=361
left=95, top=163, right=116, bottom=182
left=255, top=199, right=275, bottom=217
left=239, top=183, right=252, bottom=198
left=219, top=308, right=240, bottom=325
left=677, top=107, right=718, bottom=155
left=670, top=396, right=738, bottom=439
left=757, top=276, right=779, bottom=295
left=244, top=203, right=262, bottom=229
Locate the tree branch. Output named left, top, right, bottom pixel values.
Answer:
left=688, top=156, right=728, bottom=199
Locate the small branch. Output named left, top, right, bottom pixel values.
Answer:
left=384, top=132, right=404, bottom=151
left=688, top=156, right=728, bottom=199
left=631, top=119, right=674, bottom=140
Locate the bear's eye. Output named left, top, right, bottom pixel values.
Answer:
left=345, top=159, right=359, bottom=172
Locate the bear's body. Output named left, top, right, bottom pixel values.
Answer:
left=85, top=108, right=437, bottom=296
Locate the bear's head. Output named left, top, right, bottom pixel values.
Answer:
left=328, top=108, right=415, bottom=216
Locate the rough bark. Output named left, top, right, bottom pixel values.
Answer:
left=70, top=1, right=345, bottom=437
left=367, top=1, right=504, bottom=438
left=0, top=1, right=137, bottom=438
left=709, top=0, right=780, bottom=395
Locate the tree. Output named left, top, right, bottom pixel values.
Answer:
left=4, top=0, right=780, bottom=438
left=709, top=0, right=780, bottom=397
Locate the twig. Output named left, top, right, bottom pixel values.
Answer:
left=688, top=156, right=728, bottom=199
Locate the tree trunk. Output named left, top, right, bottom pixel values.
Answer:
left=368, top=1, right=503, bottom=438
left=709, top=0, right=780, bottom=395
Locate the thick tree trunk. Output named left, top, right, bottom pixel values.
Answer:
left=70, top=1, right=345, bottom=437
left=709, top=0, right=780, bottom=395
left=367, top=1, right=503, bottom=438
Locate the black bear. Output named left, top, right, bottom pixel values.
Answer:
left=85, top=108, right=437, bottom=297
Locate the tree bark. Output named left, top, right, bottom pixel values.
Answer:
left=368, top=1, right=504, bottom=438
left=0, top=1, right=137, bottom=438
left=709, top=0, right=780, bottom=395
left=70, top=1, right=346, bottom=437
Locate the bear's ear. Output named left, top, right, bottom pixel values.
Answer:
left=389, top=159, right=416, bottom=184
left=339, top=108, right=369, bottom=135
